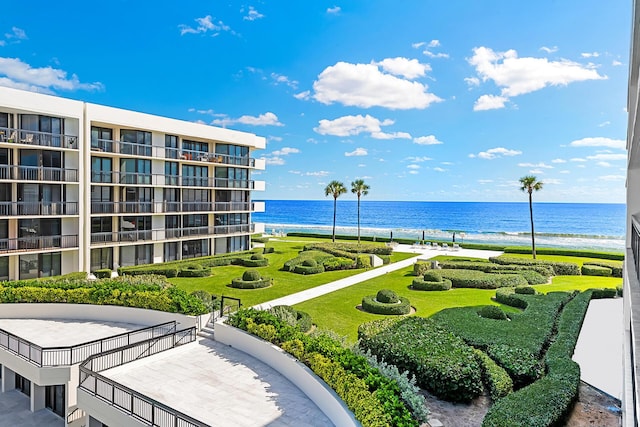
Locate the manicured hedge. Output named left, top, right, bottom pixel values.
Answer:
left=230, top=270, right=272, bottom=289
left=478, top=305, right=507, bottom=320
left=282, top=250, right=335, bottom=272
left=177, top=264, right=211, bottom=277
left=438, top=269, right=528, bottom=289
left=581, top=264, right=612, bottom=277
left=583, top=260, right=622, bottom=277
left=438, top=260, right=553, bottom=279
left=293, top=264, right=325, bottom=275
left=304, top=241, right=393, bottom=256
left=474, top=349, right=513, bottom=401
left=411, top=277, right=452, bottom=291
left=515, top=285, right=536, bottom=295
left=490, top=256, right=580, bottom=276
left=591, top=287, right=618, bottom=299
left=322, top=257, right=354, bottom=271
left=94, top=269, right=112, bottom=279
left=413, top=262, right=431, bottom=277
left=361, top=295, right=411, bottom=315
left=358, top=316, right=483, bottom=402
left=503, top=246, right=623, bottom=261
left=121, top=266, right=179, bottom=278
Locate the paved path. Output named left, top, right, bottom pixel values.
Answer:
left=573, top=298, right=623, bottom=400
left=0, top=390, right=62, bottom=427
left=254, top=244, right=503, bottom=309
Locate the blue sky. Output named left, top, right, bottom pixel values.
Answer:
left=1, top=1, right=630, bottom=203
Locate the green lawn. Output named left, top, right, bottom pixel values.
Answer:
left=168, top=238, right=417, bottom=307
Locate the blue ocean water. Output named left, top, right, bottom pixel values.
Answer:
left=252, top=200, right=626, bottom=251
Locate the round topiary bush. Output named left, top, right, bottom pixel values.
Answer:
left=423, top=271, right=442, bottom=282
left=243, top=269, right=261, bottom=281
left=303, top=258, right=317, bottom=267
left=478, top=305, right=508, bottom=320
left=251, top=253, right=264, bottom=260
left=361, top=295, right=411, bottom=315
left=376, top=289, right=399, bottom=304
left=412, top=277, right=452, bottom=291
left=515, top=285, right=536, bottom=295
left=178, top=264, right=211, bottom=278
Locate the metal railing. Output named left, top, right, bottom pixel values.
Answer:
left=0, top=234, right=78, bottom=253
left=91, top=201, right=154, bottom=214
left=0, top=321, right=177, bottom=367
left=0, top=202, right=78, bottom=216
left=0, top=165, right=78, bottom=182
left=0, top=127, right=78, bottom=149
left=78, top=328, right=204, bottom=427
left=163, top=201, right=212, bottom=213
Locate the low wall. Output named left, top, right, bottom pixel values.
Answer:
left=214, top=320, right=360, bottom=427
left=0, top=303, right=210, bottom=330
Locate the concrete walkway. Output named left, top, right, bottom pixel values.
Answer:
left=573, top=298, right=623, bottom=400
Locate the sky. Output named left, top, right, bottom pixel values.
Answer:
left=0, top=1, right=631, bottom=203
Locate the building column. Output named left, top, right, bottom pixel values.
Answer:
left=1, top=365, right=15, bottom=392
left=31, top=383, right=45, bottom=412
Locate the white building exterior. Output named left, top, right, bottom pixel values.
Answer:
left=0, top=86, right=266, bottom=280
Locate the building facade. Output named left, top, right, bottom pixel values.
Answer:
left=0, top=86, right=265, bottom=280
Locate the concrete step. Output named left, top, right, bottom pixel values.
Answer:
left=198, top=325, right=215, bottom=340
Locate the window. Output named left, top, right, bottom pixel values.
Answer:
left=166, top=134, right=179, bottom=159
left=20, top=114, right=63, bottom=146
left=215, top=213, right=248, bottom=226
left=214, top=235, right=248, bottom=254
left=164, top=242, right=179, bottom=261
left=215, top=167, right=249, bottom=187
left=120, top=159, right=151, bottom=184
left=0, top=111, right=11, bottom=130
left=183, top=189, right=210, bottom=202
left=91, top=217, right=112, bottom=234
left=45, top=385, right=65, bottom=417
left=119, top=244, right=152, bottom=267
left=165, top=215, right=180, bottom=229
left=91, top=186, right=113, bottom=213
left=184, top=214, right=207, bottom=228
left=183, top=139, right=208, bottom=154
left=19, top=150, right=62, bottom=179
left=216, top=144, right=249, bottom=165
left=91, top=126, right=113, bottom=152
left=91, top=157, right=112, bottom=183
left=120, top=129, right=152, bottom=156
left=121, top=216, right=151, bottom=231
left=121, top=187, right=152, bottom=213
left=182, top=164, right=208, bottom=186
left=0, top=257, right=8, bottom=281
left=91, top=247, right=112, bottom=271
left=182, top=239, right=208, bottom=259
left=15, top=374, right=31, bottom=396
left=19, top=253, right=60, bottom=279
left=165, top=161, right=179, bottom=185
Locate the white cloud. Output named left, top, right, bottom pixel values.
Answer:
left=179, top=15, right=233, bottom=36
left=409, top=170, right=419, bottom=175
left=327, top=6, right=341, bottom=14
left=263, top=146, right=299, bottom=166
left=559, top=170, right=570, bottom=174
left=265, top=156, right=285, bottom=165
left=433, top=167, right=446, bottom=172
left=407, top=164, right=420, bottom=169
left=478, top=179, right=494, bottom=184
left=586, top=153, right=626, bottom=161
left=413, top=135, right=443, bottom=145
left=552, top=158, right=567, bottom=163
left=473, top=147, right=522, bottom=160
left=599, top=175, right=625, bottom=181
left=374, top=57, right=431, bottom=79
left=517, top=162, right=553, bottom=169
left=415, top=39, right=449, bottom=58
left=345, top=147, right=368, bottom=157
left=464, top=77, right=480, bottom=87
left=270, top=72, right=298, bottom=89
left=212, top=112, right=283, bottom=127
left=468, top=46, right=606, bottom=103
left=570, top=158, right=587, bottom=162
left=0, top=57, right=103, bottom=92
left=581, top=52, right=600, bottom=58
left=597, top=161, right=612, bottom=167
left=294, top=90, right=310, bottom=100
left=529, top=169, right=544, bottom=174
left=268, top=135, right=283, bottom=142
left=5, top=27, right=27, bottom=41
left=243, top=6, right=264, bottom=21
left=612, top=60, right=623, bottom=66
left=473, top=94, right=508, bottom=111
left=312, top=61, right=442, bottom=109
left=540, top=46, right=558, bottom=54
left=272, top=147, right=300, bottom=156
left=569, top=137, right=625, bottom=150
left=314, top=114, right=410, bottom=140
left=544, top=179, right=562, bottom=185
left=598, top=121, right=611, bottom=127
left=405, top=156, right=432, bottom=162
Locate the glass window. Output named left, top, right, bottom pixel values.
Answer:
left=184, top=214, right=207, bottom=227
left=165, top=215, right=180, bottom=229
left=91, top=126, right=113, bottom=152
left=183, top=139, right=208, bottom=153
left=0, top=257, right=8, bottom=280
left=45, top=385, right=65, bottom=417
left=164, top=242, right=179, bottom=261
left=121, top=129, right=151, bottom=145
left=91, top=157, right=112, bottom=183
left=0, top=112, right=10, bottom=129
left=91, top=247, right=112, bottom=271
left=91, top=217, right=112, bottom=234
left=182, top=239, right=208, bottom=259
left=183, top=189, right=210, bottom=202
left=120, top=245, right=152, bottom=267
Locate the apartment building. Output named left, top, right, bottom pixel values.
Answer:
left=0, top=86, right=266, bottom=280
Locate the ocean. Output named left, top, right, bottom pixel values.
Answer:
left=252, top=200, right=626, bottom=252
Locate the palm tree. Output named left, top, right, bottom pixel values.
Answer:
left=519, top=175, right=544, bottom=259
left=324, top=180, right=347, bottom=242
left=351, top=179, right=370, bottom=244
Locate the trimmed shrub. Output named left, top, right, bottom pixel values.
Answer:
left=515, top=285, right=536, bottom=295
left=358, top=316, right=483, bottom=402
left=503, top=246, right=623, bottom=261
left=121, top=266, right=179, bottom=278
left=94, top=269, right=112, bottom=279
left=263, top=246, right=275, bottom=254
left=413, top=262, right=430, bottom=277
left=293, top=263, right=325, bottom=275
left=322, top=257, right=354, bottom=271
left=230, top=269, right=271, bottom=289
left=583, top=260, right=622, bottom=277
left=439, top=269, right=528, bottom=289
left=581, top=264, right=612, bottom=277
left=283, top=250, right=334, bottom=272
left=474, top=349, right=513, bottom=401
left=268, top=305, right=298, bottom=326
left=379, top=254, right=391, bottom=265
left=423, top=270, right=442, bottom=282
left=361, top=295, right=411, bottom=315
left=303, top=258, right=317, bottom=267
left=439, top=260, right=554, bottom=279
left=296, top=310, right=312, bottom=333
left=251, top=253, right=264, bottom=260
left=178, top=264, right=211, bottom=278
left=478, top=305, right=507, bottom=320
left=591, top=288, right=618, bottom=299
left=490, top=256, right=580, bottom=276
left=512, top=270, right=547, bottom=285
left=242, top=257, right=269, bottom=267
left=243, top=269, right=261, bottom=281
left=617, top=285, right=623, bottom=297
left=495, top=288, right=528, bottom=309
left=411, top=277, right=452, bottom=291
left=303, top=241, right=393, bottom=256
left=376, top=289, right=399, bottom=304
left=356, top=254, right=372, bottom=269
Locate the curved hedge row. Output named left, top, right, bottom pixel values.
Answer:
left=411, top=277, right=452, bottom=291
left=439, top=269, right=528, bottom=289
left=177, top=264, right=211, bottom=277
left=230, top=277, right=272, bottom=289
left=293, top=264, right=325, bottom=275
left=503, top=246, right=623, bottom=261
left=489, top=257, right=580, bottom=276
left=474, top=349, right=513, bottom=401
left=304, top=241, right=393, bottom=256
left=581, top=264, right=612, bottom=277
left=438, top=260, right=554, bottom=279
left=361, top=295, right=411, bottom=315
left=282, top=250, right=335, bottom=272
left=583, top=260, right=622, bottom=277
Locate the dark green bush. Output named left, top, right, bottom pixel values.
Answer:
left=515, top=285, right=536, bottom=295
left=423, top=271, right=442, bottom=281
left=94, top=269, right=112, bottom=279
left=303, top=258, right=317, bottom=267
left=283, top=250, right=334, bottom=272
left=376, top=289, right=399, bottom=304
left=120, top=266, right=179, bottom=278
left=503, top=246, right=623, bottom=261
left=487, top=344, right=543, bottom=387
left=189, top=289, right=217, bottom=311
left=178, top=264, right=211, bottom=277
left=230, top=277, right=271, bottom=289
left=243, top=269, right=261, bottom=281
left=411, top=277, right=452, bottom=291
left=478, top=305, right=507, bottom=320
left=296, top=310, right=312, bottom=333
left=512, top=270, right=547, bottom=285
left=474, top=349, right=513, bottom=401
left=379, top=254, right=391, bottom=264
left=583, top=261, right=622, bottom=277
left=495, top=288, right=528, bottom=309
left=438, top=260, right=554, bottom=279
left=242, top=257, right=269, bottom=267
left=251, top=253, right=264, bottom=260
left=413, top=262, right=430, bottom=276
left=356, top=254, right=372, bottom=269
left=361, top=295, right=411, bottom=315
left=322, top=257, right=354, bottom=271
left=293, top=264, right=325, bottom=275
left=359, top=316, right=483, bottom=402
left=617, top=285, right=623, bottom=297
left=490, top=256, right=580, bottom=276
left=263, top=246, right=275, bottom=254
left=303, top=241, right=393, bottom=256
left=439, top=269, right=528, bottom=289
left=581, top=264, right=612, bottom=277
left=591, top=288, right=618, bottom=299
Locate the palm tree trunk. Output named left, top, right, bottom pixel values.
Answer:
left=357, top=195, right=361, bottom=244
left=332, top=197, right=337, bottom=242
left=529, top=191, right=536, bottom=259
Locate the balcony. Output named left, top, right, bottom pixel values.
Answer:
left=165, top=147, right=256, bottom=167
left=0, top=234, right=78, bottom=253
left=164, top=201, right=212, bottom=213
left=0, top=127, right=78, bottom=149
left=0, top=165, right=79, bottom=182
left=213, top=224, right=254, bottom=235
left=91, top=201, right=154, bottom=214
left=0, top=201, right=78, bottom=216
left=91, top=138, right=152, bottom=157
left=214, top=201, right=253, bottom=212
left=90, top=230, right=153, bottom=244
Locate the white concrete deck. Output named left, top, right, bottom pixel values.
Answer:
left=0, top=390, right=63, bottom=427
left=0, top=319, right=144, bottom=347
left=573, top=298, right=623, bottom=400
left=101, top=337, right=334, bottom=427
